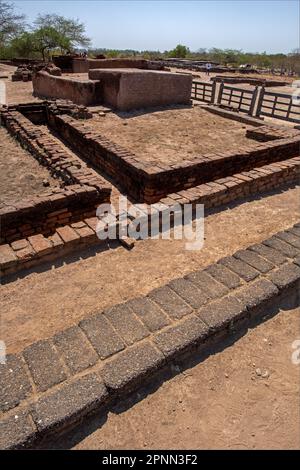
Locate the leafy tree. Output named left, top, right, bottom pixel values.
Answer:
left=0, top=0, right=26, bottom=47
left=33, top=27, right=70, bottom=60
left=10, top=31, right=38, bottom=58
left=34, top=14, right=90, bottom=52
left=168, top=44, right=190, bottom=58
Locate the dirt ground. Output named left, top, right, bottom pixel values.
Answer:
left=0, top=127, right=60, bottom=205
left=40, top=302, right=300, bottom=450
left=1, top=185, right=299, bottom=354
left=89, top=106, right=257, bottom=165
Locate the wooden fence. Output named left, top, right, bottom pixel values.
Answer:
left=191, top=80, right=216, bottom=103
left=256, top=88, right=300, bottom=124
left=191, top=80, right=300, bottom=124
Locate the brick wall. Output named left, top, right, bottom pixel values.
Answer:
left=32, top=71, right=103, bottom=106
left=0, top=107, right=111, bottom=242
left=51, top=113, right=300, bottom=203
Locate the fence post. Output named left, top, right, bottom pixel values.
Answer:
left=217, top=81, right=224, bottom=105
left=211, top=80, right=217, bottom=104
left=255, top=85, right=265, bottom=117
left=249, top=85, right=258, bottom=116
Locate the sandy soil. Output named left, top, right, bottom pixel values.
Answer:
left=1, top=185, right=299, bottom=354
left=0, top=127, right=60, bottom=206
left=39, top=302, right=300, bottom=450
left=89, top=107, right=257, bottom=165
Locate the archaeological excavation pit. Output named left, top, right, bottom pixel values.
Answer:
left=1, top=99, right=300, bottom=278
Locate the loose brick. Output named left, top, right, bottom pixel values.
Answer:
left=275, top=231, right=300, bottom=250
left=23, top=339, right=67, bottom=392
left=102, top=342, right=164, bottom=392
left=79, top=312, right=125, bottom=359
left=205, top=263, right=242, bottom=289
left=31, top=372, right=108, bottom=433
left=0, top=410, right=36, bottom=450
left=0, top=355, right=32, bottom=412
left=219, top=256, right=259, bottom=282
left=53, top=326, right=98, bottom=374
left=263, top=236, right=299, bottom=258
left=234, top=249, right=274, bottom=273
left=0, top=244, right=17, bottom=268
left=185, top=270, right=229, bottom=300
left=168, top=277, right=210, bottom=309
left=11, top=239, right=28, bottom=251
left=197, top=296, right=248, bottom=331
left=48, top=231, right=64, bottom=248
left=15, top=245, right=35, bottom=261
left=84, top=217, right=99, bottom=231
left=148, top=285, right=193, bottom=319
left=56, top=225, right=80, bottom=244
left=248, top=243, right=286, bottom=265
left=154, top=315, right=209, bottom=358
left=268, top=263, right=300, bottom=291
left=71, top=221, right=86, bottom=229
left=236, top=278, right=279, bottom=312
left=28, top=234, right=52, bottom=256
left=126, top=297, right=170, bottom=332
left=74, top=225, right=97, bottom=241
left=104, top=303, right=149, bottom=345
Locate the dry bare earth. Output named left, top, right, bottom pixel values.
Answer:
left=89, top=107, right=257, bottom=166
left=0, top=127, right=60, bottom=205
left=1, top=185, right=299, bottom=354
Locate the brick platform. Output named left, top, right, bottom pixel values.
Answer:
left=51, top=112, right=300, bottom=203
left=1, top=224, right=299, bottom=449
left=88, top=68, right=192, bottom=111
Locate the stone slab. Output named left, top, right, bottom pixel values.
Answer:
left=102, top=342, right=164, bottom=392
left=79, top=312, right=125, bottom=359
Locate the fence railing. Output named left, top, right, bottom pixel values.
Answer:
left=256, top=88, right=300, bottom=124
left=217, top=82, right=259, bottom=115
left=191, top=79, right=300, bottom=124
left=191, top=80, right=216, bottom=103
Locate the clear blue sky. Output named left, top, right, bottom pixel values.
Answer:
left=12, top=0, right=299, bottom=53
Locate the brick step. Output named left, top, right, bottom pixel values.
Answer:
left=1, top=155, right=299, bottom=278
left=159, top=155, right=300, bottom=209
left=45, top=112, right=300, bottom=203
left=1, top=223, right=300, bottom=449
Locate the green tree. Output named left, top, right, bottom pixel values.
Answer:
left=34, top=14, right=90, bottom=52
left=10, top=31, right=38, bottom=58
left=33, top=27, right=70, bottom=60
left=0, top=0, right=26, bottom=47
left=168, top=44, right=190, bottom=58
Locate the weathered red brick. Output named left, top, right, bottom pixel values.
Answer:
left=10, top=239, right=29, bottom=251
left=0, top=244, right=17, bottom=268
left=28, top=234, right=53, bottom=256
left=56, top=226, right=80, bottom=244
